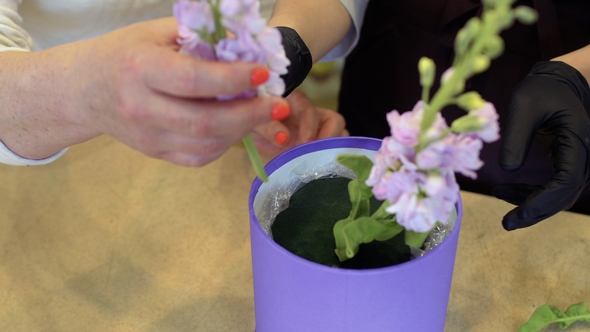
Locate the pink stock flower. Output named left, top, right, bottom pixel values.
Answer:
left=384, top=169, right=422, bottom=204
left=176, top=25, right=200, bottom=50
left=366, top=97, right=490, bottom=232
left=416, top=133, right=484, bottom=178
left=174, top=0, right=215, bottom=33
left=470, top=102, right=500, bottom=143
left=386, top=101, right=448, bottom=148
left=174, top=0, right=289, bottom=99
left=441, top=134, right=484, bottom=179
left=220, top=0, right=262, bottom=33
left=386, top=108, right=421, bottom=147
left=262, top=71, right=286, bottom=96
left=366, top=153, right=388, bottom=188
left=380, top=172, right=458, bottom=232
left=387, top=192, right=439, bottom=233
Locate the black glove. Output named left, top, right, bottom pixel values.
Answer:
left=276, top=26, right=313, bottom=97
left=493, top=61, right=590, bottom=230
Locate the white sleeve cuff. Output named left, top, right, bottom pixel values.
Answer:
left=0, top=140, right=68, bottom=166
left=0, top=2, right=34, bottom=51
left=0, top=46, right=28, bottom=53
left=319, top=0, right=369, bottom=62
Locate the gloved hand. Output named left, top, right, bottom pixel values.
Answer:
left=493, top=61, right=590, bottom=231
left=276, top=26, right=313, bottom=97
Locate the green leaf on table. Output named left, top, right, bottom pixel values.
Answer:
left=518, top=302, right=590, bottom=332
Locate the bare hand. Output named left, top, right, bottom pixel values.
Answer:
left=0, top=17, right=287, bottom=167
left=252, top=90, right=348, bottom=157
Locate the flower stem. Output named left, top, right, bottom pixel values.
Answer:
left=371, top=200, right=391, bottom=220
left=242, top=134, right=269, bottom=182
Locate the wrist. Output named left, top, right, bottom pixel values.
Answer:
left=531, top=61, right=590, bottom=113
left=276, top=26, right=313, bottom=97
left=0, top=49, right=99, bottom=158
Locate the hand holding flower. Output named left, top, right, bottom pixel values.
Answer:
left=252, top=90, right=348, bottom=158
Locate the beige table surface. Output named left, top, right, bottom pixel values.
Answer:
left=0, top=135, right=589, bottom=332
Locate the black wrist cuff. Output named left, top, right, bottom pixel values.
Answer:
left=530, top=61, right=590, bottom=113
left=277, top=26, right=313, bottom=97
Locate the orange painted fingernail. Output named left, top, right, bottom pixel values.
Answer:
left=251, top=66, right=270, bottom=86
left=271, top=102, right=291, bottom=121
left=308, top=138, right=314, bottom=142
left=274, top=132, right=289, bottom=145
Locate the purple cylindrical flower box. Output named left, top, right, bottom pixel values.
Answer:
left=248, top=137, right=463, bottom=332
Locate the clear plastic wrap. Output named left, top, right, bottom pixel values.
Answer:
left=256, top=156, right=456, bottom=258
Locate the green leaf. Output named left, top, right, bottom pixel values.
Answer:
left=371, top=200, right=391, bottom=220
left=519, top=302, right=590, bottom=332
left=560, top=302, right=590, bottom=329
left=333, top=216, right=354, bottom=261
left=348, top=179, right=373, bottom=204
left=334, top=217, right=404, bottom=262
left=336, top=154, right=374, bottom=183
left=374, top=220, right=404, bottom=241
left=354, top=198, right=371, bottom=219
left=405, top=229, right=431, bottom=248
left=339, top=154, right=375, bottom=221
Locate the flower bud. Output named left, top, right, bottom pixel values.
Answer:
left=455, top=18, right=481, bottom=56
left=514, top=6, right=538, bottom=24
left=450, top=115, right=482, bottom=133
left=497, top=11, right=515, bottom=30
left=483, top=0, right=514, bottom=6
left=497, top=0, right=516, bottom=8
left=471, top=54, right=490, bottom=74
left=457, top=92, right=486, bottom=111
left=441, top=68, right=465, bottom=94
left=483, top=35, right=504, bottom=59
left=418, top=57, right=435, bottom=88
left=440, top=67, right=465, bottom=94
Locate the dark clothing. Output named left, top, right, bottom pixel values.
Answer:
left=338, top=0, right=590, bottom=214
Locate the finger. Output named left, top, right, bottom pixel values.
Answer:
left=501, top=182, right=582, bottom=230
left=141, top=92, right=288, bottom=139
left=316, top=108, right=347, bottom=139
left=283, top=90, right=318, bottom=143
left=147, top=131, right=232, bottom=167
left=499, top=76, right=548, bottom=172
left=253, top=121, right=291, bottom=147
left=250, top=131, right=289, bottom=157
left=159, top=150, right=227, bottom=168
left=501, top=132, right=588, bottom=230
left=122, top=126, right=233, bottom=164
left=144, top=48, right=270, bottom=98
left=492, top=183, right=541, bottom=206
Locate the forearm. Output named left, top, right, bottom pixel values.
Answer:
left=268, top=0, right=352, bottom=62
left=0, top=47, right=99, bottom=160
left=552, top=44, right=590, bottom=83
